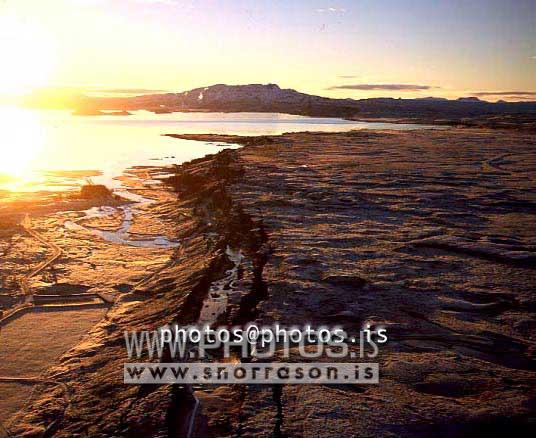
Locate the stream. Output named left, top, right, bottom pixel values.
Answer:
left=64, top=186, right=180, bottom=249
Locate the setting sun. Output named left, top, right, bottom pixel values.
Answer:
left=0, top=106, right=44, bottom=178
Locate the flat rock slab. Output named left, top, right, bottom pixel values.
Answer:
left=412, top=235, right=536, bottom=265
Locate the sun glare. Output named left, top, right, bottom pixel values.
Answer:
left=0, top=106, right=44, bottom=180
left=0, top=17, right=56, bottom=95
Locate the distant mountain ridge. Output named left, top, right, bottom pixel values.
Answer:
left=93, top=82, right=536, bottom=112
left=21, top=83, right=536, bottom=128
left=86, top=83, right=360, bottom=117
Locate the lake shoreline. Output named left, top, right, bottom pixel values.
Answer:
left=3, top=108, right=433, bottom=193
left=7, top=127, right=536, bottom=436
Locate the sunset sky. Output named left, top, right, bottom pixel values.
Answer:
left=0, top=0, right=535, bottom=100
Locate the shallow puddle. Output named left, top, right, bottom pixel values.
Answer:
left=199, top=246, right=244, bottom=324
left=63, top=189, right=180, bottom=249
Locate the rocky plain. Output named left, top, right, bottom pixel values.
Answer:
left=1, top=126, right=535, bottom=437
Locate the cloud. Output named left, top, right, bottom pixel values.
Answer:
left=473, top=91, right=536, bottom=97
left=531, top=56, right=536, bottom=60
left=338, top=75, right=357, bottom=79
left=316, top=7, right=347, bottom=13
left=327, top=84, right=435, bottom=91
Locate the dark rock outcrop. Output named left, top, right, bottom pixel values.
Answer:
left=79, top=185, right=112, bottom=199
left=10, top=128, right=536, bottom=437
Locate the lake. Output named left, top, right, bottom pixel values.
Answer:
left=0, top=106, right=431, bottom=192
